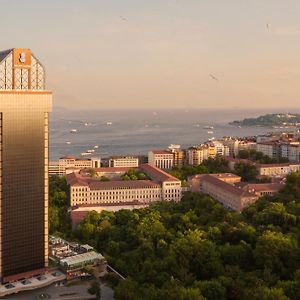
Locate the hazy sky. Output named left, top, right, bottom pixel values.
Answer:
left=1, top=0, right=300, bottom=109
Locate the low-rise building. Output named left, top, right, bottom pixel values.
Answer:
left=108, top=156, right=139, bottom=168
left=67, top=163, right=181, bottom=210
left=188, top=173, right=284, bottom=211
left=49, top=236, right=107, bottom=279
left=148, top=150, right=174, bottom=169
left=49, top=156, right=101, bottom=176
left=256, top=162, right=300, bottom=176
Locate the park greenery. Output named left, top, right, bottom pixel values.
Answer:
left=49, top=175, right=72, bottom=237
left=238, top=149, right=289, bottom=164
left=71, top=172, right=300, bottom=300
left=229, top=113, right=300, bottom=127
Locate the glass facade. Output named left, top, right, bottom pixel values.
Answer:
left=0, top=48, right=52, bottom=282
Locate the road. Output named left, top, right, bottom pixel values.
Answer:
left=3, top=281, right=114, bottom=300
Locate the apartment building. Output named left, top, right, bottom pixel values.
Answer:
left=108, top=156, right=139, bottom=168
left=209, top=140, right=230, bottom=157
left=187, top=145, right=209, bottom=166
left=256, top=142, right=281, bottom=159
left=148, top=150, right=174, bottom=169
left=281, top=142, right=300, bottom=162
left=49, top=156, right=101, bottom=176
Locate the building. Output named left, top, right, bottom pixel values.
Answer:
left=188, top=173, right=283, bottom=211
left=256, top=162, right=300, bottom=176
left=49, top=236, right=107, bottom=279
left=209, top=140, right=230, bottom=157
left=222, top=156, right=254, bottom=171
left=108, top=156, right=139, bottom=168
left=0, top=49, right=52, bottom=283
left=168, top=144, right=185, bottom=166
left=148, top=150, right=174, bottom=169
left=281, top=142, right=300, bottom=162
left=256, top=142, right=281, bottom=159
left=187, top=145, right=209, bottom=166
left=67, top=164, right=181, bottom=224
left=49, top=156, right=101, bottom=176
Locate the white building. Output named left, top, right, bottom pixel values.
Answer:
left=281, top=142, right=300, bottom=162
left=67, top=163, right=182, bottom=207
left=256, top=162, right=300, bottom=176
left=49, top=156, right=101, bottom=176
left=148, top=150, right=174, bottom=169
left=108, top=156, right=139, bottom=168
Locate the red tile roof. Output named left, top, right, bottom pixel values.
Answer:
left=139, top=164, right=180, bottom=182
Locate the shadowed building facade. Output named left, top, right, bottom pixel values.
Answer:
left=0, top=49, right=52, bottom=283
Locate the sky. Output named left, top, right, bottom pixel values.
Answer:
left=1, top=0, right=300, bottom=110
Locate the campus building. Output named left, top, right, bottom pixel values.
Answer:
left=0, top=49, right=52, bottom=282
left=49, top=156, right=101, bottom=176
left=189, top=173, right=283, bottom=211
left=108, top=156, right=139, bottom=168
left=67, top=164, right=182, bottom=225
left=148, top=150, right=174, bottom=169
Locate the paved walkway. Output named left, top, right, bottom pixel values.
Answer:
left=2, top=282, right=114, bottom=300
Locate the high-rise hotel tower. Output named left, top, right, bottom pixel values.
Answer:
left=0, top=49, right=52, bottom=283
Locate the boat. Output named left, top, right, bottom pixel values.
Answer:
left=106, top=122, right=113, bottom=126
left=66, top=141, right=71, bottom=145
left=168, top=144, right=181, bottom=150
left=84, top=122, right=92, bottom=126
left=203, top=125, right=214, bottom=129
left=94, top=145, right=99, bottom=149
left=70, top=129, right=77, bottom=133
left=86, top=149, right=95, bottom=153
left=207, top=131, right=214, bottom=134
left=81, top=152, right=91, bottom=156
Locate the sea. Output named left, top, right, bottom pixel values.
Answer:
left=49, top=108, right=293, bottom=160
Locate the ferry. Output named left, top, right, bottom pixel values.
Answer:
left=70, top=129, right=77, bottom=133
left=81, top=152, right=91, bottom=156
left=168, top=144, right=181, bottom=150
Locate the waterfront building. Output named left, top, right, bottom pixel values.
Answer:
left=209, top=140, right=230, bottom=157
left=148, top=150, right=174, bottom=169
left=0, top=48, right=52, bottom=282
left=108, top=155, right=139, bottom=168
left=49, top=156, right=101, bottom=176
left=187, top=145, right=209, bottom=166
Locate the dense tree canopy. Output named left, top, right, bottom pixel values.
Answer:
left=71, top=172, right=300, bottom=300
left=49, top=170, right=300, bottom=299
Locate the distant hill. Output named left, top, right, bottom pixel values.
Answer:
left=229, top=113, right=300, bottom=127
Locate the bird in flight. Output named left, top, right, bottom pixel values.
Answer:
left=210, top=74, right=219, bottom=82
left=120, top=16, right=128, bottom=21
